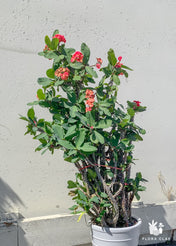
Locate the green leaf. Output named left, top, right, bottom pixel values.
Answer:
left=55, top=80, right=64, bottom=86
left=45, top=35, right=51, bottom=48
left=52, top=29, right=59, bottom=37
left=78, top=190, right=87, bottom=201
left=37, top=89, right=45, bottom=100
left=108, top=49, right=117, bottom=66
left=38, top=52, right=45, bottom=57
left=54, top=54, right=65, bottom=63
left=94, top=131, right=105, bottom=144
left=81, top=43, right=90, bottom=64
left=46, top=68, right=55, bottom=79
left=89, top=196, right=99, bottom=204
left=69, top=205, right=78, bottom=211
left=100, top=192, right=108, bottom=198
left=27, top=108, right=35, bottom=120
left=121, top=65, right=133, bottom=71
left=90, top=132, right=98, bottom=144
left=139, top=128, right=146, bottom=135
left=100, top=107, right=111, bottom=116
left=27, top=101, right=39, bottom=106
left=19, top=116, right=29, bottom=122
left=85, top=66, right=98, bottom=78
left=35, top=133, right=47, bottom=140
left=80, top=143, right=97, bottom=152
left=69, top=63, right=84, bottom=69
left=87, top=169, right=96, bottom=179
left=127, top=108, right=135, bottom=117
left=73, top=75, right=81, bottom=81
left=76, top=129, right=86, bottom=148
left=51, top=38, right=59, bottom=50
left=135, top=192, right=140, bottom=200
left=67, top=91, right=76, bottom=104
left=37, top=77, right=53, bottom=87
left=65, top=125, right=76, bottom=139
left=67, top=180, right=77, bottom=188
left=112, top=74, right=120, bottom=85
left=44, top=51, right=59, bottom=60
left=58, top=140, right=75, bottom=149
left=52, top=124, right=64, bottom=139
left=70, top=106, right=79, bottom=118
left=95, top=119, right=112, bottom=129
left=86, top=111, right=95, bottom=127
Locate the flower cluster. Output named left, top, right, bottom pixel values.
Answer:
left=96, top=58, right=103, bottom=69
left=53, top=34, right=66, bottom=43
left=133, top=100, right=141, bottom=107
left=115, top=56, right=123, bottom=68
left=85, top=89, right=95, bottom=112
left=55, top=67, right=70, bottom=80
left=71, top=51, right=84, bottom=63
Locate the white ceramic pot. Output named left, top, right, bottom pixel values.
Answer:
left=91, top=218, right=142, bottom=246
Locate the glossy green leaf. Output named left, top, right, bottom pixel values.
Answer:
left=121, top=65, right=133, bottom=71
left=85, top=66, right=98, bottom=78
left=89, top=196, right=99, bottom=204
left=108, top=48, right=117, bottom=66
left=81, top=43, right=90, bottom=64
left=58, top=140, right=75, bottom=149
left=94, top=131, right=105, bottom=144
left=80, top=143, right=97, bottom=152
left=65, top=125, right=76, bottom=139
left=52, top=29, right=59, bottom=37
left=78, top=190, right=87, bottom=201
left=127, top=108, right=135, bottom=117
left=67, top=180, right=77, bottom=188
left=51, top=38, right=59, bottom=50
left=27, top=108, right=35, bottom=120
left=37, top=89, right=45, bottom=100
left=45, top=35, right=51, bottom=48
left=100, top=192, right=108, bottom=198
left=112, top=74, right=120, bottom=85
left=52, top=124, right=64, bottom=139
left=67, top=91, right=76, bottom=104
left=37, top=77, right=53, bottom=86
left=27, top=101, right=39, bottom=106
left=76, top=129, right=86, bottom=148
left=87, top=169, right=96, bottom=179
left=69, top=63, right=84, bottom=69
left=95, top=119, right=112, bottom=129
left=46, top=68, right=55, bottom=79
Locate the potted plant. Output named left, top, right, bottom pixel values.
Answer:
left=20, top=30, right=147, bottom=246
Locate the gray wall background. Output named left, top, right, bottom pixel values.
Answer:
left=0, top=0, right=176, bottom=219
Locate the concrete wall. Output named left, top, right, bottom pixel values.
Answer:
left=0, top=0, right=176, bottom=243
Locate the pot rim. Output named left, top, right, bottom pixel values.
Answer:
left=91, top=217, right=142, bottom=233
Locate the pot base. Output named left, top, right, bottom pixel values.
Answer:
left=91, top=218, right=142, bottom=246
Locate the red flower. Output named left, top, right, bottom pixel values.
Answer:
left=119, top=72, right=124, bottom=76
left=90, top=126, right=94, bottom=129
left=55, top=67, right=70, bottom=80
left=85, top=89, right=95, bottom=112
left=61, top=72, right=69, bottom=80
left=115, top=62, right=123, bottom=68
left=86, top=107, right=92, bottom=112
left=71, top=51, right=84, bottom=63
left=96, top=63, right=101, bottom=69
left=43, top=45, right=50, bottom=51
left=85, top=89, right=95, bottom=98
left=133, top=100, right=141, bottom=107
left=118, top=56, right=122, bottom=62
left=96, top=58, right=103, bottom=65
left=53, top=34, right=66, bottom=43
